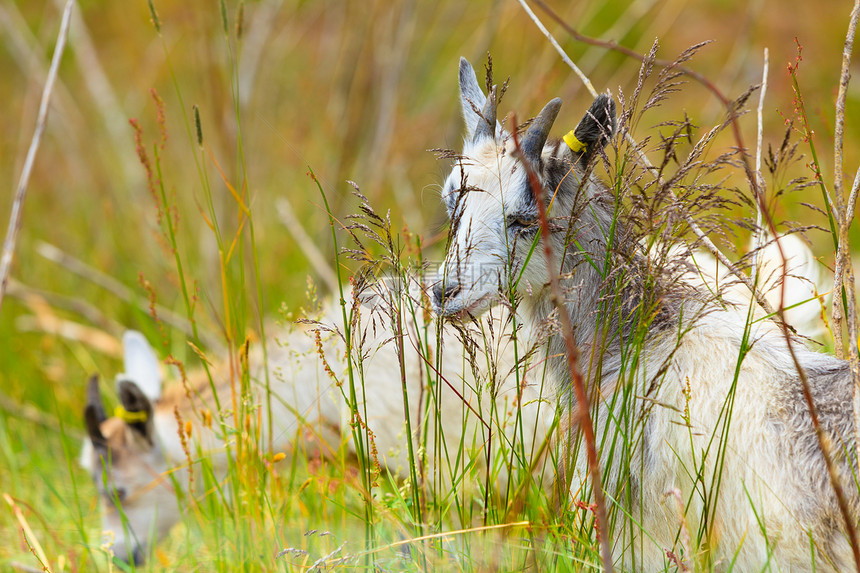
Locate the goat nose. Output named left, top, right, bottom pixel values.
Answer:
left=433, top=281, right=460, bottom=306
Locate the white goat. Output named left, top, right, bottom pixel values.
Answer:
left=81, top=289, right=555, bottom=564
left=432, top=57, right=857, bottom=571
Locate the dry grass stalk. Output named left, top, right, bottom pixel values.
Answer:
left=238, top=0, right=289, bottom=105
left=514, top=0, right=596, bottom=96
left=510, top=115, right=614, bottom=573
left=0, top=0, right=75, bottom=315
left=49, top=0, right=141, bottom=192
left=0, top=387, right=74, bottom=437
left=751, top=47, right=769, bottom=284
left=6, top=278, right=124, bottom=336
left=34, top=241, right=225, bottom=353
left=275, top=197, right=339, bottom=293
left=10, top=562, right=47, bottom=573
left=15, top=315, right=121, bottom=358
left=4, top=493, right=53, bottom=572
left=0, top=1, right=80, bottom=141
left=831, top=0, right=860, bottom=508
left=753, top=5, right=860, bottom=560
left=519, top=0, right=779, bottom=319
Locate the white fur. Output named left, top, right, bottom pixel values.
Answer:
left=688, top=232, right=826, bottom=338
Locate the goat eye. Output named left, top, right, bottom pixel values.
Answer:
left=507, top=215, right=537, bottom=233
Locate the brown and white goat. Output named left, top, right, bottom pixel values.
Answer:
left=81, top=293, right=555, bottom=564
left=432, top=57, right=857, bottom=571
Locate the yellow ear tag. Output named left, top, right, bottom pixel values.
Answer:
left=563, top=130, right=587, bottom=153
left=115, top=405, right=148, bottom=424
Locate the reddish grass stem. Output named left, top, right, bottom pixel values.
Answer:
left=510, top=115, right=614, bottom=572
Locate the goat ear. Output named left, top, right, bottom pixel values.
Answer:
left=459, top=57, right=489, bottom=141
left=118, top=330, right=161, bottom=402
left=117, top=380, right=155, bottom=443
left=564, top=93, right=616, bottom=168
left=84, top=374, right=108, bottom=451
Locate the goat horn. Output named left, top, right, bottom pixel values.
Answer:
left=521, top=97, right=562, bottom=163
left=85, top=374, right=108, bottom=444
left=472, top=85, right=497, bottom=143
left=86, top=374, right=107, bottom=424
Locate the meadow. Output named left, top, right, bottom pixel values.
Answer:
left=2, top=0, right=860, bottom=571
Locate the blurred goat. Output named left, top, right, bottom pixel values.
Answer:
left=81, top=290, right=555, bottom=564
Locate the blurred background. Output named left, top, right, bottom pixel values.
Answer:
left=1, top=0, right=858, bottom=567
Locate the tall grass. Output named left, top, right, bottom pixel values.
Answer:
left=1, top=1, right=860, bottom=572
